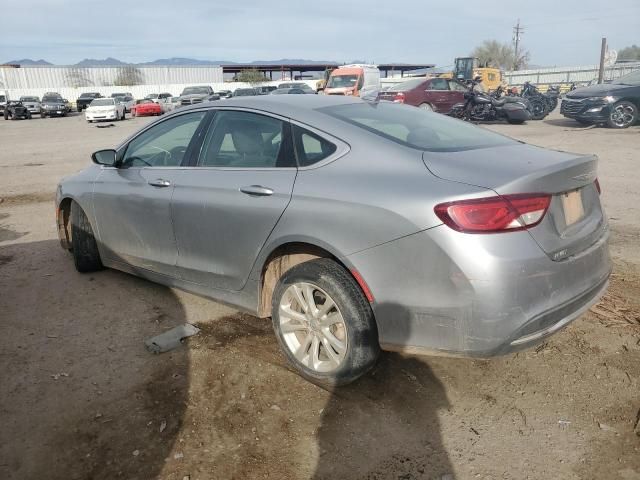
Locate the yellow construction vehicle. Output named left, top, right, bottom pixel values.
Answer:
left=440, top=57, right=502, bottom=91
left=316, top=68, right=335, bottom=92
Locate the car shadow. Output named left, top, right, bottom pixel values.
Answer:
left=0, top=239, right=189, bottom=480
left=542, top=118, right=597, bottom=129
left=312, top=303, right=453, bottom=479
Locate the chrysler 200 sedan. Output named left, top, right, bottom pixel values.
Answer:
left=56, top=95, right=611, bottom=386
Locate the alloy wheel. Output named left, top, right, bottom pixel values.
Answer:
left=610, top=104, right=636, bottom=128
left=278, top=282, right=347, bottom=373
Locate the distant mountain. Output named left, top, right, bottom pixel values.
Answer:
left=4, top=58, right=52, bottom=65
left=74, top=57, right=128, bottom=66
left=142, top=57, right=232, bottom=66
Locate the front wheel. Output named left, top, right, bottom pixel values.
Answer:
left=70, top=202, right=103, bottom=273
left=271, top=258, right=379, bottom=386
left=529, top=98, right=548, bottom=120
left=607, top=100, right=638, bottom=129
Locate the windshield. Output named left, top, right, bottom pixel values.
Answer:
left=182, top=87, right=210, bottom=95
left=90, top=98, right=115, bottom=107
left=326, top=74, right=358, bottom=89
left=20, top=96, right=39, bottom=102
left=612, top=70, right=640, bottom=86
left=42, top=96, right=62, bottom=103
left=80, top=93, right=99, bottom=98
left=320, top=102, right=516, bottom=152
left=387, top=79, right=426, bottom=92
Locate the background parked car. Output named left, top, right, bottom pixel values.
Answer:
left=217, top=90, right=233, bottom=99
left=113, top=94, right=135, bottom=113
left=561, top=70, right=640, bottom=128
left=85, top=98, right=125, bottom=122
left=0, top=92, right=7, bottom=113
left=19, top=96, right=41, bottom=115
left=178, top=85, right=214, bottom=106
left=277, top=82, right=315, bottom=94
left=3, top=101, right=31, bottom=120
left=233, top=88, right=258, bottom=97
left=257, top=85, right=278, bottom=95
left=270, top=88, right=307, bottom=95
left=162, top=96, right=180, bottom=112
left=131, top=99, right=162, bottom=117
left=40, top=93, right=68, bottom=117
left=145, top=92, right=173, bottom=103
left=378, top=77, right=467, bottom=112
left=76, top=92, right=102, bottom=112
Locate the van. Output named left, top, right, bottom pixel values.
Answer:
left=324, top=64, right=380, bottom=97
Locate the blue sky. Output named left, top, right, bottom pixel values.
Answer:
left=1, top=0, right=638, bottom=67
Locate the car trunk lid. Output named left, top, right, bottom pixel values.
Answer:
left=423, top=143, right=607, bottom=260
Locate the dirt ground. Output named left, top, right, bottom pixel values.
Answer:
left=1, top=110, right=639, bottom=480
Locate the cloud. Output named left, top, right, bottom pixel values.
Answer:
left=1, top=0, right=639, bottom=66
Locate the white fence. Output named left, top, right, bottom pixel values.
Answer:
left=0, top=64, right=318, bottom=102
left=504, top=62, right=640, bottom=86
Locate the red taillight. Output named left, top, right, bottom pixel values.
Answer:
left=434, top=194, right=551, bottom=233
left=595, top=178, right=601, bottom=194
left=393, top=92, right=405, bottom=103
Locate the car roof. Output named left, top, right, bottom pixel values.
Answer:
left=172, top=94, right=363, bottom=133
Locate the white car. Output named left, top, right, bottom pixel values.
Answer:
left=19, top=96, right=41, bottom=115
left=85, top=98, right=125, bottom=122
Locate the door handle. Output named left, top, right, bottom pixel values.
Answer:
left=148, top=179, right=171, bottom=188
left=240, top=185, right=274, bottom=196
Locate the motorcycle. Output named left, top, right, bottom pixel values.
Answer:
left=543, top=85, right=560, bottom=112
left=448, top=77, right=531, bottom=125
left=520, top=82, right=551, bottom=119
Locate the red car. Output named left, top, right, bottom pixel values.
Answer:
left=131, top=99, right=163, bottom=117
left=379, top=77, right=467, bottom=113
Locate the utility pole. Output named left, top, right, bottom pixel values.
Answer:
left=598, top=37, right=607, bottom=84
left=513, top=19, right=524, bottom=70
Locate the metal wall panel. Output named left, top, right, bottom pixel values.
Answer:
left=504, top=62, right=640, bottom=86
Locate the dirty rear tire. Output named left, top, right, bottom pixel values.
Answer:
left=70, top=201, right=103, bottom=273
left=271, top=258, right=379, bottom=387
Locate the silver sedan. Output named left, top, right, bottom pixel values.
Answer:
left=56, top=95, right=611, bottom=386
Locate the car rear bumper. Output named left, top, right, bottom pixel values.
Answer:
left=348, top=224, right=611, bottom=357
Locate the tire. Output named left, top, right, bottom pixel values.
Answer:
left=41, top=112, right=46, bottom=118
left=419, top=103, right=434, bottom=111
left=529, top=98, right=548, bottom=120
left=271, top=258, right=379, bottom=386
left=607, top=100, right=638, bottom=129
left=26, top=112, right=32, bottom=120
left=507, top=119, right=525, bottom=124
left=121, top=110, right=126, bottom=120
left=77, top=107, right=82, bottom=112
left=131, top=109, right=136, bottom=117
left=70, top=201, right=103, bottom=273
left=3, top=111, right=7, bottom=120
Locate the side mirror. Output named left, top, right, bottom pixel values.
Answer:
left=92, top=149, right=117, bottom=166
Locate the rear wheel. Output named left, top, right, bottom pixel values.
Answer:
left=70, top=201, right=103, bottom=273
left=419, top=103, right=434, bottom=111
left=607, top=100, right=637, bottom=129
left=271, top=258, right=379, bottom=386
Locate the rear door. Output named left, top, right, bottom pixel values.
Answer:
left=425, top=78, right=458, bottom=113
left=171, top=109, right=297, bottom=290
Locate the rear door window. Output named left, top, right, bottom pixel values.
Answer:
left=427, top=78, right=450, bottom=91
left=197, top=111, right=295, bottom=168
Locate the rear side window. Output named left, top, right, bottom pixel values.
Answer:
left=427, top=78, right=450, bottom=90
left=292, top=125, right=337, bottom=167
left=320, top=102, right=515, bottom=152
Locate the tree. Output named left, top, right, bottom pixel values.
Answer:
left=113, top=66, right=144, bottom=86
left=471, top=40, right=530, bottom=71
left=66, top=68, right=94, bottom=88
left=618, top=45, right=640, bottom=61
left=235, top=69, right=269, bottom=84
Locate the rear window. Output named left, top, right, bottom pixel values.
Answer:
left=387, top=79, right=425, bottom=91
left=320, top=102, right=516, bottom=152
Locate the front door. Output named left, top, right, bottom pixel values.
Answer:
left=92, top=111, right=207, bottom=276
left=171, top=109, right=297, bottom=290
